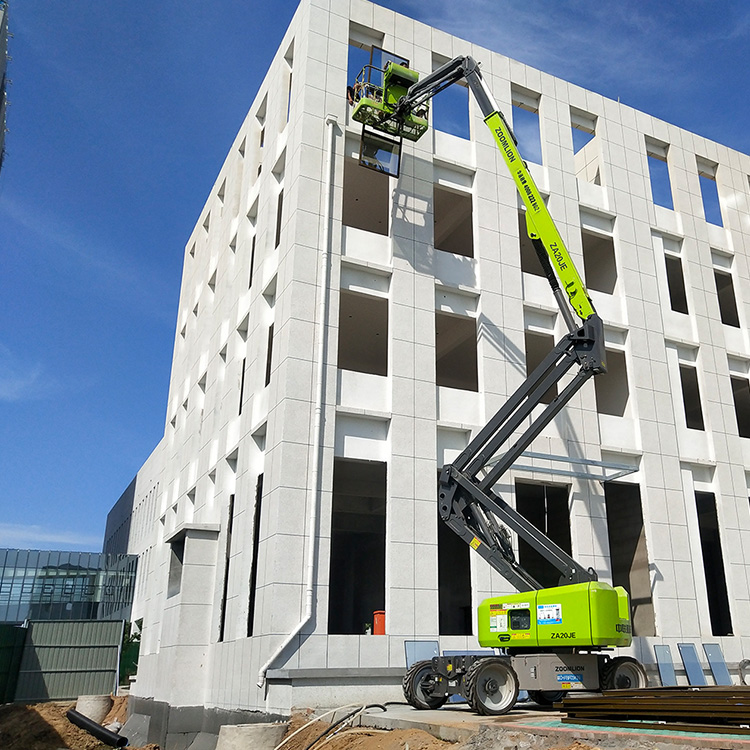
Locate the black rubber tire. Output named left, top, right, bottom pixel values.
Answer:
left=402, top=660, right=448, bottom=710
left=465, top=657, right=519, bottom=716
left=527, top=689, right=567, bottom=706
left=601, top=656, right=648, bottom=690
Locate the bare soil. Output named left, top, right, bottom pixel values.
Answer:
left=0, top=701, right=599, bottom=750
left=279, top=711, right=456, bottom=750
left=0, top=699, right=157, bottom=750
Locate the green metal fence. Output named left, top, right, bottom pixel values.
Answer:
left=14, top=620, right=124, bottom=702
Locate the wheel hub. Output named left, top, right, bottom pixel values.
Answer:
left=484, top=678, right=499, bottom=694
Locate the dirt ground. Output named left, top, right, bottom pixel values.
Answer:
left=0, top=699, right=158, bottom=750
left=280, top=711, right=596, bottom=750
left=0, top=700, right=598, bottom=750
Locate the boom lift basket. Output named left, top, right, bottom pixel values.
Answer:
left=351, top=47, right=429, bottom=176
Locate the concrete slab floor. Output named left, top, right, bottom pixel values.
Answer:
left=356, top=703, right=750, bottom=749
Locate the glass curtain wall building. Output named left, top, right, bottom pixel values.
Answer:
left=0, top=549, right=137, bottom=624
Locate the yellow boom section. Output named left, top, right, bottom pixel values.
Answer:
left=484, top=111, right=595, bottom=322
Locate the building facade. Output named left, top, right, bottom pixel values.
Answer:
left=0, top=549, right=137, bottom=624
left=107, top=0, right=750, bottom=715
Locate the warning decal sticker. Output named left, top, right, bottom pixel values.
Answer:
left=537, top=603, right=562, bottom=625
left=489, top=603, right=508, bottom=633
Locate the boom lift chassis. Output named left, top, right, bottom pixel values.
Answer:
left=352, top=54, right=647, bottom=714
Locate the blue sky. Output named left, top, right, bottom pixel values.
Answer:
left=1, top=1, right=749, bottom=552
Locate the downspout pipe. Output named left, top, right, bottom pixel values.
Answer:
left=258, top=113, right=338, bottom=689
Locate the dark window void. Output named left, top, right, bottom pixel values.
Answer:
left=436, top=312, right=478, bottom=391
left=524, top=331, right=557, bottom=405
left=603, top=483, right=655, bottom=636
left=274, top=190, right=284, bottom=248
left=238, top=358, right=247, bottom=415
left=515, top=482, right=571, bottom=589
left=699, top=174, right=723, bottom=227
left=731, top=376, right=750, bottom=438
left=512, top=104, right=542, bottom=165
left=519, top=211, right=545, bottom=277
left=167, top=539, right=184, bottom=598
left=679, top=365, right=705, bottom=430
left=695, top=491, right=733, bottom=636
left=342, top=158, right=389, bottom=235
left=665, top=255, right=689, bottom=314
left=434, top=185, right=473, bottom=257
left=328, top=459, right=386, bottom=635
left=247, top=475, right=264, bottom=636
left=432, top=81, right=470, bottom=139
left=438, top=485, right=472, bottom=635
left=338, top=290, right=388, bottom=376
left=594, top=349, right=629, bottom=417
left=582, top=230, right=617, bottom=294
left=647, top=154, right=674, bottom=210
left=249, top=235, right=256, bottom=289
left=265, top=324, right=274, bottom=387
left=714, top=271, right=740, bottom=327
left=218, top=494, right=235, bottom=642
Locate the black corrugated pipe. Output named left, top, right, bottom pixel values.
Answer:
left=66, top=708, right=128, bottom=748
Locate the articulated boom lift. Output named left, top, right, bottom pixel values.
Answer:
left=351, top=53, right=647, bottom=715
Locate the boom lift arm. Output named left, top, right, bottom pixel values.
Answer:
left=362, top=55, right=607, bottom=593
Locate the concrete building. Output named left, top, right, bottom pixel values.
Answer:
left=107, top=0, right=750, bottom=717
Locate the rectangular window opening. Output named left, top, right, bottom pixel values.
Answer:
left=338, top=290, right=388, bottom=376
left=665, top=254, right=689, bottom=314
left=594, top=348, right=629, bottom=417
left=238, top=358, right=247, bottom=415
left=519, top=211, right=545, bottom=277
left=695, top=491, right=733, bottom=636
left=731, top=376, right=750, bottom=438
left=249, top=235, right=256, bottom=289
left=328, top=459, right=386, bottom=635
left=515, top=481, right=571, bottom=589
left=582, top=229, right=617, bottom=294
left=436, top=312, right=478, bottom=391
left=438, top=473, right=472, bottom=635
left=274, top=190, right=284, bottom=248
left=434, top=184, right=473, bottom=257
left=247, top=475, right=264, bottom=636
left=714, top=270, right=740, bottom=327
left=512, top=87, right=542, bottom=165
left=342, top=157, right=389, bottom=235
left=603, top=482, right=655, bottom=636
left=524, top=330, right=557, bottom=405
left=679, top=364, right=705, bottom=430
left=167, top=539, right=184, bottom=598
left=571, top=107, right=599, bottom=184
left=218, top=494, right=235, bottom=642
left=697, top=158, right=723, bottom=226
left=646, top=138, right=674, bottom=210
left=265, top=324, right=274, bottom=387
left=431, top=69, right=470, bottom=139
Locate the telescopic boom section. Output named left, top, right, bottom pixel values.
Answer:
left=386, top=56, right=605, bottom=591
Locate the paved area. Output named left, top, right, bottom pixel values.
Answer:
left=357, top=702, right=750, bottom=749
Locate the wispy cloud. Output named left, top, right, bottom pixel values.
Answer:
left=0, top=523, right=102, bottom=551
left=0, top=344, right=58, bottom=402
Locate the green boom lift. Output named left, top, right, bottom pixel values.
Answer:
left=351, top=52, right=648, bottom=715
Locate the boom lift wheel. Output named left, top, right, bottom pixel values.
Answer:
left=601, top=656, right=648, bottom=690
left=465, top=657, right=519, bottom=716
left=402, top=660, right=447, bottom=710
left=527, top=690, right=566, bottom=706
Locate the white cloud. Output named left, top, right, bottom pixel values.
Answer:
left=0, top=344, right=58, bottom=402
left=0, top=523, right=102, bottom=551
